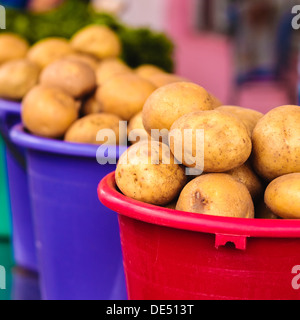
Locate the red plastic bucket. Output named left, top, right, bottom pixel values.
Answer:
left=98, top=172, right=300, bottom=300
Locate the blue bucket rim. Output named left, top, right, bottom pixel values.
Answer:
left=0, top=99, right=22, bottom=115
left=10, top=123, right=128, bottom=159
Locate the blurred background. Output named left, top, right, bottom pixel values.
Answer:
left=0, top=0, right=299, bottom=299
left=1, top=0, right=299, bottom=112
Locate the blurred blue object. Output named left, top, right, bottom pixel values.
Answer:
left=0, top=0, right=28, bottom=8
left=275, top=11, right=294, bottom=75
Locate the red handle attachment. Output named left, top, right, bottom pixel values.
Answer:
left=215, top=234, right=248, bottom=251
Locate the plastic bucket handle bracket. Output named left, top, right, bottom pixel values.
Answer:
left=215, top=234, right=248, bottom=251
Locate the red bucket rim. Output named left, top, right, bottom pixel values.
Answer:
left=98, top=172, right=300, bottom=239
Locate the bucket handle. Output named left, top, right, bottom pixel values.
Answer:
left=215, top=234, right=248, bottom=251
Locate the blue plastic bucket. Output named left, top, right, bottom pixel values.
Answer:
left=0, top=99, right=37, bottom=272
left=10, top=124, right=128, bottom=300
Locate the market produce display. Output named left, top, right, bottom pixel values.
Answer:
left=127, top=111, right=149, bottom=144
left=116, top=141, right=187, bottom=206
left=0, top=24, right=180, bottom=145
left=70, top=25, right=121, bottom=60
left=170, top=110, right=252, bottom=172
left=115, top=88, right=300, bottom=220
left=27, top=38, right=74, bottom=69
left=176, top=173, right=255, bottom=219
left=0, top=33, right=29, bottom=64
left=265, top=173, right=300, bottom=219
left=142, top=82, right=222, bottom=138
left=95, top=58, right=131, bottom=86
left=65, top=113, right=122, bottom=145
left=40, top=58, right=97, bottom=98
left=0, top=11, right=299, bottom=223
left=215, top=105, right=264, bottom=136
left=22, top=85, right=78, bottom=138
left=0, top=58, right=40, bottom=100
left=96, top=73, right=156, bottom=121
left=225, top=162, right=264, bottom=202
left=252, top=105, right=300, bottom=181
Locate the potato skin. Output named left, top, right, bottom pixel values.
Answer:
left=81, top=94, right=103, bottom=116
left=27, top=38, right=74, bottom=69
left=264, top=173, right=300, bottom=219
left=116, top=141, right=187, bottom=206
left=64, top=53, right=99, bottom=71
left=176, top=173, right=254, bottom=218
left=0, top=33, right=29, bottom=64
left=216, top=105, right=264, bottom=136
left=40, top=59, right=96, bottom=98
left=147, top=73, right=187, bottom=88
left=252, top=105, right=300, bottom=181
left=142, top=82, right=222, bottom=136
left=96, top=58, right=132, bottom=86
left=96, top=73, right=156, bottom=121
left=0, top=59, right=40, bottom=100
left=65, top=113, right=121, bottom=145
left=22, top=85, right=78, bottom=138
left=225, top=162, right=264, bottom=202
left=127, top=111, right=150, bottom=144
left=170, top=110, right=252, bottom=173
left=135, top=64, right=166, bottom=80
left=71, top=25, right=121, bottom=59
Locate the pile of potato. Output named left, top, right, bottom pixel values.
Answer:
left=0, top=27, right=298, bottom=221
left=0, top=26, right=184, bottom=144
left=116, top=81, right=300, bottom=220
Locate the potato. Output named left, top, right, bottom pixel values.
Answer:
left=116, top=141, right=187, bottom=206
left=27, top=38, right=74, bottom=69
left=147, top=73, right=188, bottom=88
left=170, top=110, right=252, bottom=173
left=0, top=59, right=40, bottom=100
left=135, top=64, right=166, bottom=80
left=142, top=82, right=222, bottom=137
left=22, top=85, right=78, bottom=138
left=40, top=59, right=97, bottom=98
left=71, top=25, right=121, bottom=59
left=252, top=105, right=300, bottom=181
left=255, top=201, right=279, bottom=220
left=81, top=94, right=103, bottom=115
left=64, top=53, right=99, bottom=71
left=127, top=111, right=150, bottom=144
left=176, top=173, right=254, bottom=218
left=96, top=58, right=132, bottom=86
left=96, top=73, right=156, bottom=120
left=225, top=162, right=264, bottom=202
left=0, top=33, right=29, bottom=64
left=216, top=105, right=264, bottom=136
left=264, top=173, right=300, bottom=219
left=65, top=113, right=121, bottom=145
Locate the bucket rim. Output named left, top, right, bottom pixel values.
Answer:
left=10, top=124, right=128, bottom=158
left=0, top=99, right=21, bottom=115
left=98, top=172, right=300, bottom=239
